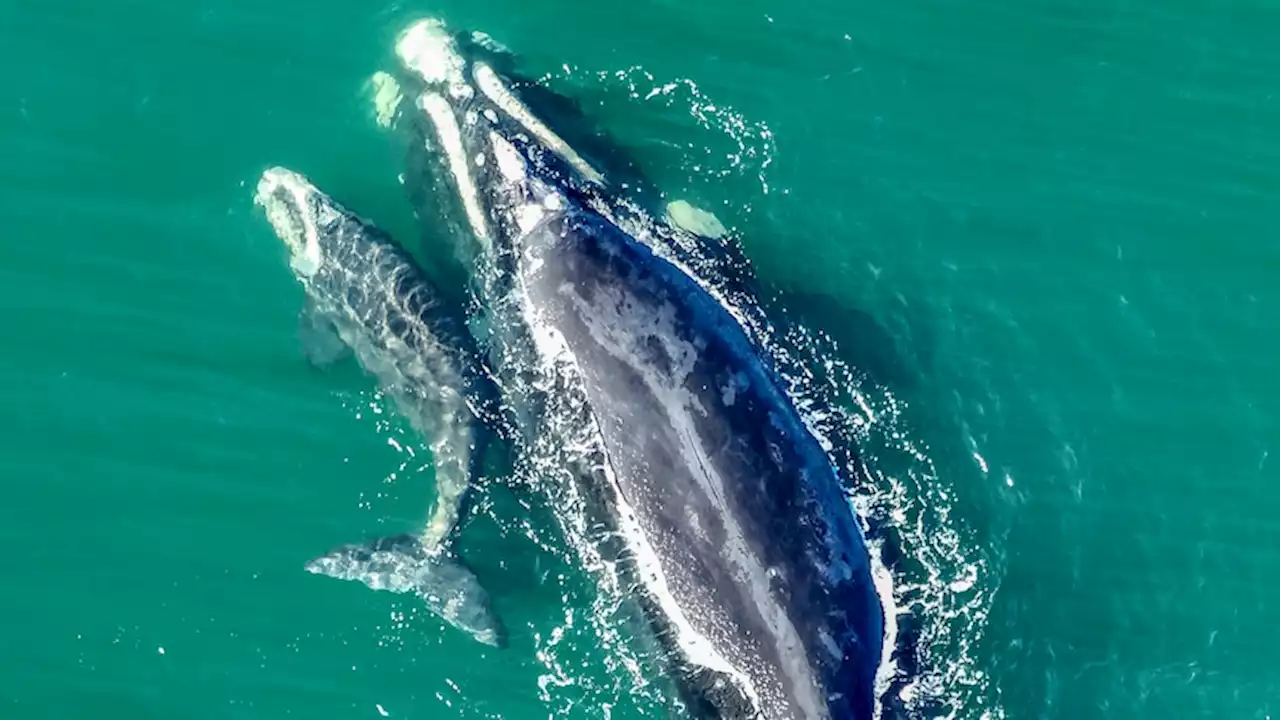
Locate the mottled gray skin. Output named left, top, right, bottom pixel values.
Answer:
left=524, top=212, right=885, bottom=719
left=254, top=167, right=506, bottom=647
left=389, top=19, right=886, bottom=718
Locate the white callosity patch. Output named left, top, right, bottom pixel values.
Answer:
left=489, top=131, right=526, bottom=182
left=473, top=62, right=607, bottom=186
left=485, top=131, right=548, bottom=234
left=418, top=92, right=490, bottom=247
left=253, top=167, right=323, bottom=277
left=395, top=19, right=471, bottom=98
left=516, top=204, right=546, bottom=235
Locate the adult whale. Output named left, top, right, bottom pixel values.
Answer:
left=254, top=166, right=509, bottom=648
left=387, top=19, right=890, bottom=719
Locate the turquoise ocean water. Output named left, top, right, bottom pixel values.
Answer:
left=2, top=0, right=1277, bottom=717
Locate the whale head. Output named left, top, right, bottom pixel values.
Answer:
left=387, top=18, right=607, bottom=271
left=254, top=166, right=333, bottom=279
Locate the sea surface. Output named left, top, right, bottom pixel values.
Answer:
left=2, top=0, right=1277, bottom=718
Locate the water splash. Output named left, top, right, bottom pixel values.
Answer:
left=536, top=64, right=777, bottom=198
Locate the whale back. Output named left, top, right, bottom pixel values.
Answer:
left=517, top=207, right=885, bottom=720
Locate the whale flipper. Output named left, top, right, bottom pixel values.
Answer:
left=298, top=299, right=351, bottom=368
left=665, top=199, right=728, bottom=240
left=305, top=533, right=506, bottom=648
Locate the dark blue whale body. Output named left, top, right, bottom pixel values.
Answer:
left=523, top=206, right=886, bottom=718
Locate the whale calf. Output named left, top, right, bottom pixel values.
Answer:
left=385, top=19, right=889, bottom=719
left=254, top=166, right=508, bottom=648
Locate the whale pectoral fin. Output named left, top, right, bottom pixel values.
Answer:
left=305, top=533, right=507, bottom=648
left=298, top=301, right=351, bottom=368
left=665, top=199, right=728, bottom=241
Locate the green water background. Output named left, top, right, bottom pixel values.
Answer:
left=2, top=0, right=1277, bottom=717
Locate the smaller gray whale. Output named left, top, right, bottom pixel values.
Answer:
left=254, top=167, right=508, bottom=648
